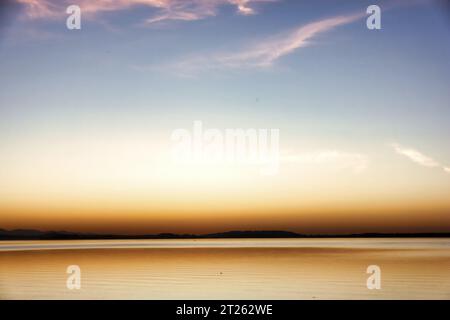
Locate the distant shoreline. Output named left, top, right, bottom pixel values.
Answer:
left=1, top=229, right=450, bottom=241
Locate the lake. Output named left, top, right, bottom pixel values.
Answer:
left=0, top=238, right=449, bottom=299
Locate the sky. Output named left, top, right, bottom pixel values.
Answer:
left=0, top=0, right=449, bottom=234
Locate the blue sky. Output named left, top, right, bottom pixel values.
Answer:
left=1, top=0, right=449, bottom=137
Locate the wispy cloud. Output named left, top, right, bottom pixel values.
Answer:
left=146, top=0, right=275, bottom=23
left=281, top=150, right=368, bottom=173
left=168, top=11, right=366, bottom=74
left=391, top=143, right=450, bottom=174
left=391, top=143, right=440, bottom=167
left=219, top=13, right=365, bottom=68
left=169, top=1, right=429, bottom=73
left=16, top=0, right=275, bottom=23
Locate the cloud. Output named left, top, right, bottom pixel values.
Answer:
left=16, top=0, right=275, bottom=23
left=16, top=0, right=61, bottom=19
left=169, top=1, right=428, bottom=73
left=391, top=143, right=450, bottom=174
left=219, top=12, right=365, bottom=68
left=391, top=143, right=440, bottom=168
left=281, top=150, right=368, bottom=173
left=145, top=0, right=273, bottom=23
left=168, top=11, right=366, bottom=74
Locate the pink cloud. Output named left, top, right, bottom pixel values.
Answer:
left=216, top=12, right=366, bottom=68
left=16, top=0, right=275, bottom=23
left=168, top=11, right=366, bottom=74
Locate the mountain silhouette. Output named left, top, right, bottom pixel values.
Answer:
left=0, top=228, right=449, bottom=240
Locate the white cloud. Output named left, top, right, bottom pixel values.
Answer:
left=391, top=143, right=440, bottom=168
left=217, top=12, right=365, bottom=68
left=391, top=143, right=450, bottom=174
left=168, top=11, right=366, bottom=75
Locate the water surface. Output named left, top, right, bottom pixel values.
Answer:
left=1, top=238, right=449, bottom=299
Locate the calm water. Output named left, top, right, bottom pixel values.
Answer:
left=0, top=238, right=449, bottom=299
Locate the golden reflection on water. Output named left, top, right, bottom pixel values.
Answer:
left=0, top=239, right=449, bottom=299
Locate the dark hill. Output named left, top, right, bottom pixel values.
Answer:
left=1, top=228, right=450, bottom=240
